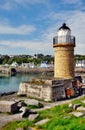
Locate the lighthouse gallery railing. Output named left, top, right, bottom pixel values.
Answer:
left=53, top=36, right=75, bottom=45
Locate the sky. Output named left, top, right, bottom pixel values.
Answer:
left=0, top=0, right=85, bottom=55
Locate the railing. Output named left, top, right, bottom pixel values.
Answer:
left=53, top=36, right=75, bottom=45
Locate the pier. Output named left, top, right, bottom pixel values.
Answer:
left=15, top=67, right=54, bottom=75
left=0, top=66, right=85, bottom=76
left=0, top=67, right=16, bottom=76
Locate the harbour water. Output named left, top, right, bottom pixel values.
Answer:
left=0, top=73, right=85, bottom=93
left=0, top=73, right=41, bottom=93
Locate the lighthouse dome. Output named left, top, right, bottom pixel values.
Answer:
left=58, top=23, right=71, bottom=37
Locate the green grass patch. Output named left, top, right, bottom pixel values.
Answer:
left=38, top=116, right=85, bottom=130
left=1, top=119, right=33, bottom=130
left=38, top=104, right=72, bottom=119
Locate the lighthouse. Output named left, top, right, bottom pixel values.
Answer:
left=53, top=23, right=76, bottom=79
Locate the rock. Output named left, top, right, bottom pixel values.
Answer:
left=35, top=119, right=49, bottom=125
left=28, top=128, right=34, bottom=130
left=81, top=100, right=85, bottom=104
left=24, top=99, right=43, bottom=108
left=17, top=82, right=28, bottom=96
left=77, top=106, right=85, bottom=111
left=0, top=100, right=19, bottom=113
left=73, top=104, right=81, bottom=110
left=0, top=91, right=16, bottom=97
left=28, top=127, right=38, bottom=130
left=28, top=114, right=39, bottom=121
left=16, top=128, right=23, bottom=130
left=17, top=101, right=27, bottom=108
left=72, top=112, right=84, bottom=117
left=24, top=99, right=39, bottom=106
left=20, top=107, right=30, bottom=118
left=68, top=103, right=73, bottom=108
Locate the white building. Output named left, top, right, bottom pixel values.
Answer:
left=11, top=62, right=18, bottom=67
left=76, top=60, right=85, bottom=68
left=21, top=63, right=34, bottom=68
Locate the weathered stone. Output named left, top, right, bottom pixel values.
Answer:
left=20, top=107, right=30, bottom=118
left=24, top=99, right=43, bottom=108
left=54, top=46, right=75, bottom=79
left=73, top=104, right=81, bottom=110
left=17, top=101, right=27, bottom=108
left=24, top=99, right=39, bottom=106
left=52, top=81, right=66, bottom=101
left=72, top=112, right=84, bottom=117
left=28, top=114, right=39, bottom=121
left=17, top=78, right=75, bottom=101
left=0, top=100, right=19, bottom=113
left=35, top=119, right=49, bottom=125
left=77, top=106, right=85, bottom=111
left=17, top=80, right=52, bottom=101
left=17, top=82, right=28, bottom=96
left=81, top=100, right=85, bottom=104
left=68, top=103, right=73, bottom=108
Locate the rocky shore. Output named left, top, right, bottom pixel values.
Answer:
left=1, top=91, right=85, bottom=129
left=0, top=91, right=17, bottom=101
left=0, top=92, right=43, bottom=128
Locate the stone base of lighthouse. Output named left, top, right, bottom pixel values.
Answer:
left=52, top=78, right=75, bottom=100
left=54, top=45, right=75, bottom=79
left=18, top=77, right=80, bottom=101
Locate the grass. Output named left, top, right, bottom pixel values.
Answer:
left=1, top=119, right=33, bottom=130
left=1, top=96, right=85, bottom=130
left=38, top=116, right=85, bottom=130
left=38, top=104, right=72, bottom=119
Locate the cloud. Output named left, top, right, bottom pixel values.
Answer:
left=0, top=2, right=12, bottom=10
left=0, top=1, right=16, bottom=10
left=13, top=0, right=46, bottom=4
left=0, top=0, right=47, bottom=10
left=63, top=0, right=82, bottom=4
left=67, top=11, right=85, bottom=54
left=0, top=24, right=36, bottom=35
left=62, top=0, right=84, bottom=10
left=0, top=39, right=53, bottom=55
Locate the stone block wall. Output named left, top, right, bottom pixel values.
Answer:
left=18, top=83, right=52, bottom=101
left=18, top=78, right=75, bottom=101
left=54, top=46, right=75, bottom=79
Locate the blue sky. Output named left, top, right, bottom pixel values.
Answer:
left=0, top=0, right=85, bottom=55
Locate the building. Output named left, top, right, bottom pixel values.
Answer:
left=21, top=63, right=34, bottom=68
left=11, top=62, right=18, bottom=67
left=53, top=23, right=75, bottom=79
left=76, top=60, right=85, bottom=68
